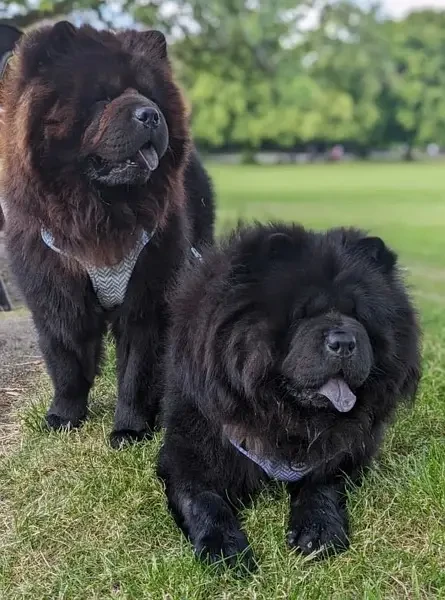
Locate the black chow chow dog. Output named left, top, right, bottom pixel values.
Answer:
left=158, top=222, right=421, bottom=568
left=0, top=22, right=214, bottom=447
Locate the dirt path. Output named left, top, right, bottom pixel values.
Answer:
left=0, top=229, right=43, bottom=451
left=0, top=313, right=41, bottom=388
left=0, top=313, right=42, bottom=452
left=0, top=232, right=22, bottom=307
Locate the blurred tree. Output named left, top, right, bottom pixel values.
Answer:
left=388, top=10, right=445, bottom=159
left=154, top=0, right=318, bottom=152
left=2, top=0, right=445, bottom=155
left=305, top=1, right=394, bottom=154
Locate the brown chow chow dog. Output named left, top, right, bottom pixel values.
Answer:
left=0, top=22, right=214, bottom=447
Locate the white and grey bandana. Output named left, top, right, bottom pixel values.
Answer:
left=41, top=228, right=154, bottom=310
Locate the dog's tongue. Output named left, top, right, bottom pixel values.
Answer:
left=318, top=378, right=356, bottom=413
left=138, top=146, right=159, bottom=171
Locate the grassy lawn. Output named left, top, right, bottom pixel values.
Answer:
left=1, top=162, right=445, bottom=599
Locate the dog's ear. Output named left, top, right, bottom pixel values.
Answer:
left=355, top=236, right=397, bottom=273
left=19, top=21, right=77, bottom=76
left=143, top=30, right=167, bottom=59
left=136, top=30, right=167, bottom=60
left=0, top=24, right=23, bottom=79
left=121, top=29, right=168, bottom=61
left=43, top=21, right=77, bottom=62
left=265, top=232, right=294, bottom=260
left=16, top=21, right=77, bottom=77
left=230, top=226, right=302, bottom=281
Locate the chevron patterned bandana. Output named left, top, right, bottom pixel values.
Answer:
left=229, top=438, right=309, bottom=482
left=41, top=228, right=154, bottom=309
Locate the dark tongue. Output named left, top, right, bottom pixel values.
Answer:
left=318, top=378, right=356, bottom=413
left=138, top=146, right=159, bottom=171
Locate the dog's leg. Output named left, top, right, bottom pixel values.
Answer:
left=180, top=490, right=255, bottom=571
left=287, top=478, right=350, bottom=557
left=42, top=332, right=104, bottom=430
left=158, top=437, right=256, bottom=571
left=110, top=316, right=165, bottom=448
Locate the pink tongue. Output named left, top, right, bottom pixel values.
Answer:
left=138, top=146, right=159, bottom=171
left=318, top=378, right=356, bottom=413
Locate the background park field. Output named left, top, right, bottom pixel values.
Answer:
left=1, top=162, right=444, bottom=599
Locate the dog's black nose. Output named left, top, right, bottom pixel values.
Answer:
left=133, top=106, right=160, bottom=128
left=326, top=329, right=356, bottom=357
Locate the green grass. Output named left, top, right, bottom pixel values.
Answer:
left=1, top=162, right=445, bottom=599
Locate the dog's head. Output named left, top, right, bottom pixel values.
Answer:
left=0, top=22, right=188, bottom=187
left=217, top=224, right=421, bottom=423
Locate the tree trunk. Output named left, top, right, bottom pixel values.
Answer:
left=404, top=145, right=415, bottom=161
left=357, top=146, right=371, bottom=160
left=240, top=148, right=257, bottom=165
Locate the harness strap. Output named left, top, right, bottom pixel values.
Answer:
left=41, top=228, right=154, bottom=309
left=229, top=438, right=309, bottom=482
left=41, top=228, right=203, bottom=309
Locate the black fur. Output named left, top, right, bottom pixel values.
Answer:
left=158, top=222, right=421, bottom=568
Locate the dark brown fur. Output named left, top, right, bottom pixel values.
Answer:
left=1, top=25, right=194, bottom=266
left=0, top=22, right=214, bottom=446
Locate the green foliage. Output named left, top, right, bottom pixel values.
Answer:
left=175, top=1, right=445, bottom=151
left=2, top=0, right=445, bottom=152
left=168, top=0, right=316, bottom=149
left=389, top=11, right=445, bottom=151
left=306, top=2, right=394, bottom=148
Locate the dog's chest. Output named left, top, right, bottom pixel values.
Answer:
left=41, top=229, right=153, bottom=309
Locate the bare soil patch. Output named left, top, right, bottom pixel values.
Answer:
left=0, top=314, right=42, bottom=452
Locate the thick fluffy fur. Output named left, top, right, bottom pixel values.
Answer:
left=158, top=222, right=421, bottom=568
left=0, top=22, right=214, bottom=446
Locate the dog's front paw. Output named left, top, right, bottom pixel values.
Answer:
left=189, top=491, right=256, bottom=573
left=45, top=413, right=86, bottom=431
left=195, top=526, right=256, bottom=573
left=109, top=428, right=152, bottom=449
left=287, top=511, right=349, bottom=557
